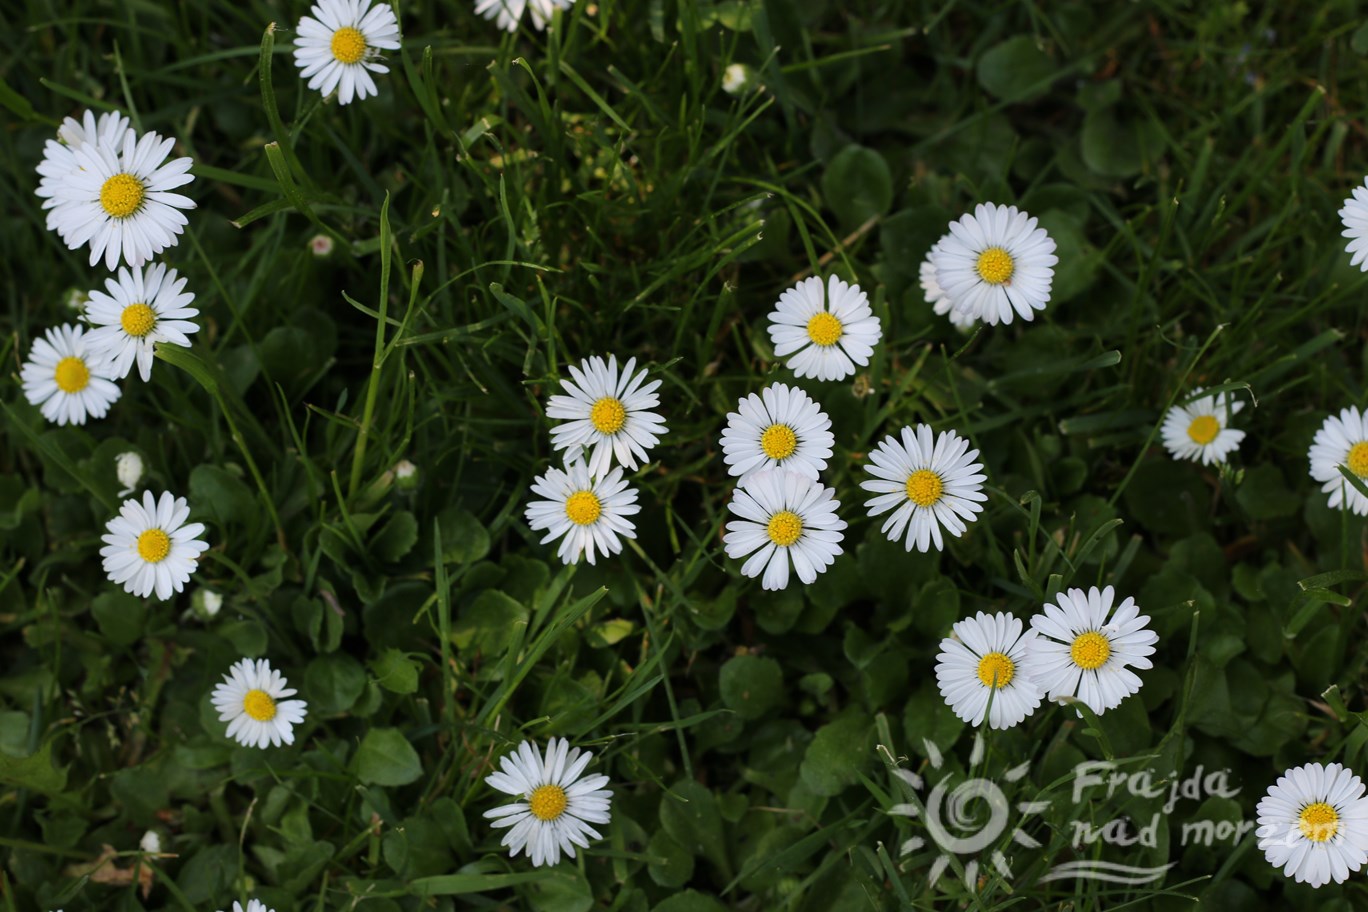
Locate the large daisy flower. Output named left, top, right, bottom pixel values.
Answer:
left=932, top=202, right=1057, bottom=326
left=474, top=0, right=574, bottom=31
left=99, top=491, right=210, bottom=600
left=546, top=355, right=667, bottom=477
left=719, top=382, right=834, bottom=481
left=211, top=658, right=308, bottom=750
left=767, top=275, right=882, bottom=382
left=1026, top=586, right=1158, bottom=716
left=483, top=737, right=612, bottom=867
left=20, top=324, right=121, bottom=427
left=1309, top=406, right=1368, bottom=516
left=920, top=237, right=976, bottom=330
left=525, top=461, right=639, bottom=565
left=293, top=0, right=402, bottom=105
left=724, top=468, right=846, bottom=590
left=35, top=109, right=133, bottom=234
left=45, top=129, right=195, bottom=271
left=1256, top=762, right=1368, bottom=889
left=83, top=263, right=200, bottom=382
left=935, top=611, right=1042, bottom=730
left=1339, top=177, right=1368, bottom=271
left=860, top=424, right=987, bottom=553
left=1160, top=387, right=1245, bottom=465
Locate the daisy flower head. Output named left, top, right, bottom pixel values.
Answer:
left=1026, top=586, right=1158, bottom=716
left=474, top=0, right=574, bottom=32
left=220, top=903, right=273, bottom=912
left=1309, top=406, right=1368, bottom=516
left=546, top=355, right=667, bottom=477
left=920, top=236, right=976, bottom=330
left=483, top=737, right=612, bottom=867
left=83, top=263, right=199, bottom=382
left=724, top=468, right=846, bottom=591
left=767, top=274, right=881, bottom=382
left=1339, top=177, right=1368, bottom=271
left=293, top=0, right=402, bottom=105
left=720, top=382, right=834, bottom=481
left=35, top=109, right=133, bottom=231
left=20, top=324, right=121, bottom=426
left=935, top=612, right=1042, bottom=730
left=1160, top=387, right=1246, bottom=465
left=860, top=424, right=987, bottom=553
left=932, top=202, right=1057, bottom=326
left=1256, top=762, right=1368, bottom=889
left=45, top=129, right=195, bottom=271
left=99, top=491, right=209, bottom=600
left=211, top=658, right=308, bottom=750
left=525, top=461, right=639, bottom=565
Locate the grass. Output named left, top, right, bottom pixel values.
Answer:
left=4, top=0, right=1368, bottom=909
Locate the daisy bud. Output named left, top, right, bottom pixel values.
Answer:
left=139, top=830, right=161, bottom=853
left=308, top=234, right=334, bottom=257
left=722, top=63, right=752, bottom=94
left=64, top=287, right=89, bottom=313
left=196, top=588, right=223, bottom=620
left=394, top=459, right=419, bottom=489
left=115, top=451, right=144, bottom=496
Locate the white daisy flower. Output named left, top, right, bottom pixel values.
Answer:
left=1160, top=387, right=1246, bottom=465
left=1256, top=762, right=1368, bottom=889
left=1026, top=586, right=1158, bottom=716
left=474, top=0, right=574, bottom=32
left=546, top=355, right=667, bottom=477
left=859, top=424, right=987, bottom=553
left=720, top=382, right=834, bottom=481
left=45, top=129, right=196, bottom=271
left=35, top=109, right=133, bottom=233
left=1309, top=406, right=1368, bottom=516
left=219, top=900, right=274, bottom=912
left=932, top=202, right=1057, bottom=326
left=293, top=0, right=402, bottom=105
left=115, top=451, right=145, bottom=496
left=920, top=237, right=976, bottom=330
left=935, top=611, right=1042, bottom=730
left=211, top=658, right=308, bottom=750
left=83, top=263, right=200, bottom=382
left=525, top=461, right=639, bottom=565
left=20, top=324, right=121, bottom=427
left=99, top=491, right=210, bottom=600
left=483, top=737, right=612, bottom=867
left=1339, top=177, right=1368, bottom=271
left=724, top=468, right=846, bottom=591
left=767, top=274, right=882, bottom=382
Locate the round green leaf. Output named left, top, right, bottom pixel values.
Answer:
left=821, top=145, right=892, bottom=228
left=305, top=653, right=367, bottom=713
left=353, top=727, right=423, bottom=786
left=976, top=36, right=1056, bottom=101
left=719, top=655, right=783, bottom=720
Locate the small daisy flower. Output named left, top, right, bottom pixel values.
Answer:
left=1026, top=586, right=1158, bottom=716
left=525, top=461, right=639, bottom=565
left=35, top=109, right=133, bottom=233
left=474, top=0, right=574, bottom=32
left=83, top=263, right=199, bottom=382
left=767, top=275, right=882, bottom=382
left=935, top=612, right=1042, bottom=730
left=211, top=658, right=308, bottom=750
left=1160, top=387, right=1246, bottom=465
left=720, top=382, right=834, bottom=481
left=1256, top=762, right=1368, bottom=889
left=20, top=324, right=121, bottom=427
left=1309, top=406, right=1368, bottom=516
left=294, top=0, right=402, bottom=105
left=724, top=468, right=846, bottom=591
left=483, top=737, right=612, bottom=867
left=45, top=129, right=195, bottom=271
left=99, top=491, right=210, bottom=600
left=219, top=900, right=274, bottom=912
left=860, top=425, right=987, bottom=553
left=115, top=451, right=145, bottom=496
left=1339, top=177, right=1368, bottom=271
left=920, top=238, right=976, bottom=330
left=932, top=202, right=1057, bottom=326
left=546, top=355, right=668, bottom=477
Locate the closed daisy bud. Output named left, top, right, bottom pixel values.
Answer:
left=115, top=451, right=144, bottom=496
left=211, top=658, right=308, bottom=750
left=393, top=459, right=419, bottom=489
left=195, top=588, right=223, bottom=620
left=308, top=233, right=334, bottom=257
left=722, top=63, right=752, bottom=94
left=140, top=830, right=161, bottom=853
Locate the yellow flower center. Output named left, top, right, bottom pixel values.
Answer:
left=760, top=423, right=798, bottom=460
left=136, top=528, right=171, bottom=563
left=590, top=396, right=626, bottom=434
left=1348, top=442, right=1368, bottom=478
left=242, top=689, right=278, bottom=722
left=1298, top=802, right=1340, bottom=843
left=806, top=311, right=843, bottom=347
left=975, top=247, right=1015, bottom=285
left=121, top=303, right=156, bottom=338
left=99, top=173, right=145, bottom=219
left=564, top=490, right=602, bottom=526
left=976, top=651, right=1015, bottom=688
left=905, top=469, right=944, bottom=507
left=529, top=784, right=569, bottom=821
left=1186, top=415, right=1219, bottom=445
left=1070, top=631, right=1111, bottom=670
left=766, top=510, right=803, bottom=547
left=54, top=356, right=90, bottom=393
left=330, top=26, right=368, bottom=64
